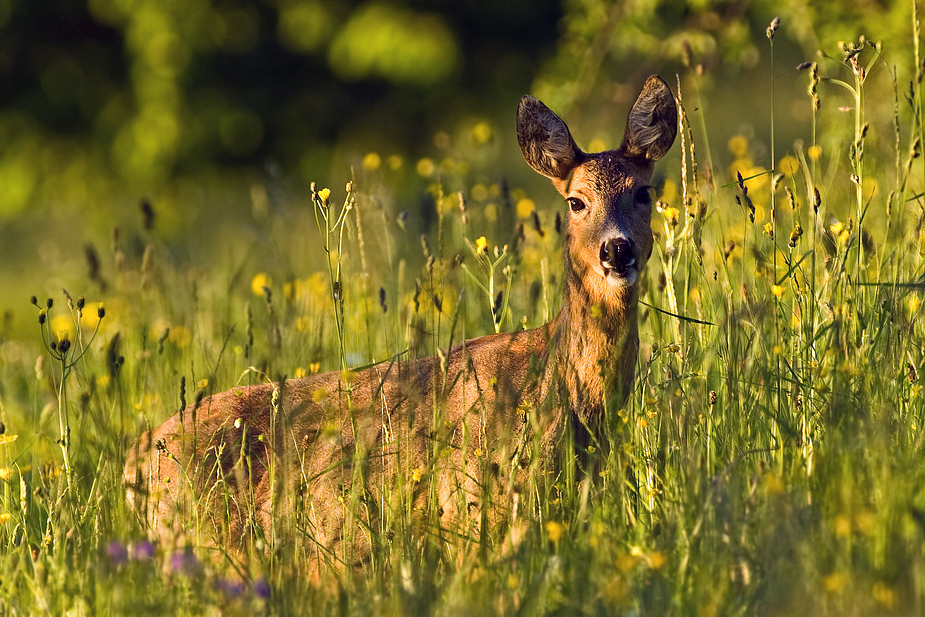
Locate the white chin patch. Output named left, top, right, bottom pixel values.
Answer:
left=603, top=266, right=638, bottom=288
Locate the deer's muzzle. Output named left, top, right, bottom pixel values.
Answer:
left=600, top=238, right=637, bottom=282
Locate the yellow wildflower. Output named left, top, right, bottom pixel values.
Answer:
left=545, top=520, right=564, bottom=543
left=362, top=152, right=381, bottom=171
left=416, top=158, right=435, bottom=177
left=663, top=206, right=680, bottom=227
left=823, top=572, right=847, bottom=593
left=516, top=198, right=535, bottom=219
left=251, top=272, right=272, bottom=296
left=777, top=154, right=799, bottom=178
left=728, top=135, right=749, bottom=157
left=475, top=236, right=488, bottom=256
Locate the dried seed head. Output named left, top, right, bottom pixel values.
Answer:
left=708, top=390, right=717, bottom=405
left=141, top=198, right=155, bottom=231
left=682, top=40, right=693, bottom=68
left=766, top=16, right=780, bottom=40
left=532, top=209, right=545, bottom=237
left=421, top=235, right=431, bottom=259
left=789, top=223, right=804, bottom=248
left=772, top=173, right=784, bottom=192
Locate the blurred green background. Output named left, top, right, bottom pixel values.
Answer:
left=0, top=0, right=910, bottom=343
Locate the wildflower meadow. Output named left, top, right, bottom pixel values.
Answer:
left=3, top=4, right=925, bottom=616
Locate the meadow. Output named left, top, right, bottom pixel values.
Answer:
left=3, top=20, right=925, bottom=617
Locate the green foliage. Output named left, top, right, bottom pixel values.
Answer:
left=5, top=2, right=925, bottom=615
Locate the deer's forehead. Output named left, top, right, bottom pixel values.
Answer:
left=572, top=154, right=648, bottom=198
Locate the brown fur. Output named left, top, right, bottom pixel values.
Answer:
left=123, top=75, right=677, bottom=570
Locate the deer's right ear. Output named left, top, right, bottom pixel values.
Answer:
left=517, top=95, right=583, bottom=181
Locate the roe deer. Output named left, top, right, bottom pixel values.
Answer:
left=123, top=76, right=677, bottom=569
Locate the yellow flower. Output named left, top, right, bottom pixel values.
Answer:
left=412, top=467, right=424, bottom=483
left=771, top=285, right=784, bottom=298
left=0, top=468, right=12, bottom=480
left=823, top=572, right=847, bottom=593
left=616, top=553, right=638, bottom=572
left=545, top=520, right=564, bottom=543
left=0, top=513, right=10, bottom=524
left=317, top=187, right=331, bottom=203
left=663, top=206, right=680, bottom=227
left=648, top=551, right=667, bottom=570
left=251, top=272, right=272, bottom=296
left=777, top=154, right=799, bottom=178
left=416, top=158, right=435, bottom=177
left=309, top=362, right=321, bottom=373
left=835, top=514, right=851, bottom=538
left=469, top=121, right=493, bottom=145
left=475, top=236, right=488, bottom=256
left=872, top=582, right=896, bottom=608
left=295, top=367, right=306, bottom=379
left=312, top=388, right=327, bottom=403
left=807, top=145, right=822, bottom=161
left=362, top=152, right=381, bottom=171
left=516, top=198, right=535, bottom=219
left=728, top=134, right=749, bottom=157
left=50, top=315, right=75, bottom=344
left=587, top=137, right=606, bottom=153
left=197, top=378, right=209, bottom=389
left=168, top=325, right=191, bottom=348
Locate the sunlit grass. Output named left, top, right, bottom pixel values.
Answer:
left=3, top=25, right=925, bottom=616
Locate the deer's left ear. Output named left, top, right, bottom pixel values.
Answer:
left=619, top=75, right=678, bottom=163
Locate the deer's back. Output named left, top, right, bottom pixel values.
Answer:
left=124, top=323, right=559, bottom=562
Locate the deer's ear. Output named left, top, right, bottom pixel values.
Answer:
left=619, top=75, right=678, bottom=163
left=517, top=95, right=584, bottom=181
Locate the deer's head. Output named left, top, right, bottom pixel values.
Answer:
left=517, top=76, right=677, bottom=294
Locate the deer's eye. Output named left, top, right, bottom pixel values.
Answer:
left=635, top=186, right=653, bottom=206
left=567, top=197, right=587, bottom=213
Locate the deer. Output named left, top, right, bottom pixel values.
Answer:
left=123, top=75, right=677, bottom=571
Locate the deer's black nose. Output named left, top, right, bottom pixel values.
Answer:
left=600, top=238, right=636, bottom=275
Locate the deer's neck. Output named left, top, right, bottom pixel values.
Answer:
left=551, top=256, right=640, bottom=425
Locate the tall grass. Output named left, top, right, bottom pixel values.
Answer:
left=2, top=22, right=925, bottom=616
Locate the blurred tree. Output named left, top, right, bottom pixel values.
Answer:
left=0, top=0, right=561, bottom=220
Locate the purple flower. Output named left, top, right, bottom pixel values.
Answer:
left=215, top=578, right=245, bottom=598
left=106, top=541, right=128, bottom=566
left=170, top=548, right=198, bottom=575
left=132, top=540, right=155, bottom=561
left=253, top=578, right=271, bottom=599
